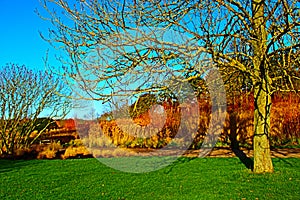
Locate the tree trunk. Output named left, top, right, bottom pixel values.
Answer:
left=253, top=81, right=274, bottom=173
left=252, top=0, right=274, bottom=173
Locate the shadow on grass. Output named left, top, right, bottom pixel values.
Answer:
left=272, top=157, right=294, bottom=167
left=271, top=150, right=297, bottom=167
left=163, top=156, right=197, bottom=174
left=231, top=148, right=253, bottom=170
left=0, top=159, right=34, bottom=173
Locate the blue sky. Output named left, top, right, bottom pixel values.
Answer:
left=0, top=0, right=114, bottom=118
left=0, top=0, right=204, bottom=119
left=0, top=0, right=58, bottom=70
left=0, top=0, right=73, bottom=117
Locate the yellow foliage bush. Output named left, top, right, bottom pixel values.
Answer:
left=37, top=149, right=56, bottom=159
left=37, top=142, right=62, bottom=159
left=62, top=146, right=90, bottom=159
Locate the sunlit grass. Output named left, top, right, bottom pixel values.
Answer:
left=0, top=157, right=299, bottom=199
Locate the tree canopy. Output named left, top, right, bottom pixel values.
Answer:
left=0, top=64, right=71, bottom=157
left=40, top=0, right=300, bottom=173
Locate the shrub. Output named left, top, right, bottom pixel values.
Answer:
left=37, top=149, right=56, bottom=159
left=62, top=146, right=90, bottom=159
left=37, top=142, right=62, bottom=159
left=68, top=139, right=84, bottom=147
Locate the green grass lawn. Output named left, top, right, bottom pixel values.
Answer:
left=0, top=157, right=299, bottom=200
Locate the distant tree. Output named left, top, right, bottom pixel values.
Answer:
left=129, top=93, right=158, bottom=118
left=0, top=64, right=71, bottom=157
left=40, top=0, right=300, bottom=173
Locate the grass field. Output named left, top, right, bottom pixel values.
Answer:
left=0, top=157, right=299, bottom=200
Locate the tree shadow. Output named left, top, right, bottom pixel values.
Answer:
left=231, top=148, right=253, bottom=170
left=0, top=159, right=33, bottom=173
left=228, top=112, right=254, bottom=170
left=163, top=156, right=197, bottom=174
left=272, top=156, right=294, bottom=167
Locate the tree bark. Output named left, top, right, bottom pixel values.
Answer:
left=252, top=0, right=274, bottom=173
left=253, top=81, right=274, bottom=173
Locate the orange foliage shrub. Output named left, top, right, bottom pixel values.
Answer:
left=222, top=92, right=300, bottom=147
left=37, top=142, right=62, bottom=159
left=270, top=93, right=300, bottom=146
left=96, top=92, right=299, bottom=149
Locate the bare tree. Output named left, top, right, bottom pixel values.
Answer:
left=0, top=64, right=71, bottom=157
left=40, top=0, right=299, bottom=173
